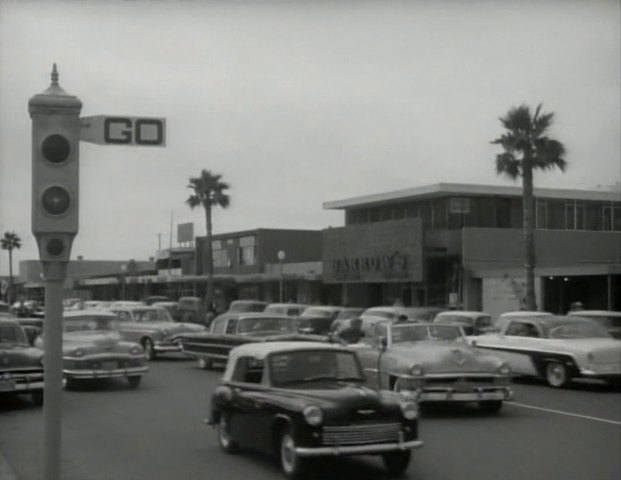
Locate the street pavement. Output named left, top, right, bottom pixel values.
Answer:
left=1, top=355, right=620, bottom=480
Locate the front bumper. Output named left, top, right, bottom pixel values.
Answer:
left=154, top=341, right=183, bottom=353
left=63, top=366, right=148, bottom=380
left=295, top=437, right=423, bottom=457
left=413, top=387, right=513, bottom=402
left=0, top=380, right=44, bottom=392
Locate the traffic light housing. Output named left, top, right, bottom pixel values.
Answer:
left=29, top=65, right=82, bottom=262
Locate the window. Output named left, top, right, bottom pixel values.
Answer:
left=566, top=201, right=585, bottom=230
left=237, top=236, right=256, bottom=266
left=536, top=200, right=547, bottom=229
left=603, top=205, right=621, bottom=231
left=212, top=241, right=231, bottom=268
left=231, top=356, right=264, bottom=384
left=225, top=318, right=239, bottom=334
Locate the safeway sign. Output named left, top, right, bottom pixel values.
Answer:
left=80, top=115, right=166, bottom=146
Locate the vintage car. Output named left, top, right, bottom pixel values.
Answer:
left=351, top=321, right=513, bottom=412
left=493, top=310, right=553, bottom=330
left=34, top=310, right=148, bottom=390
left=433, top=310, right=494, bottom=335
left=177, top=296, right=206, bottom=324
left=360, top=306, right=443, bottom=328
left=263, top=303, right=309, bottom=316
left=151, top=301, right=181, bottom=322
left=0, top=318, right=44, bottom=406
left=208, top=342, right=423, bottom=478
left=470, top=315, right=621, bottom=388
left=180, top=313, right=310, bottom=369
left=108, top=305, right=206, bottom=360
left=568, top=310, right=621, bottom=339
left=83, top=300, right=113, bottom=310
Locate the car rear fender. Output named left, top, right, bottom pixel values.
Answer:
left=532, top=353, right=580, bottom=378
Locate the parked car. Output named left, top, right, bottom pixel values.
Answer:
left=0, top=318, right=44, bottom=406
left=34, top=310, right=148, bottom=390
left=207, top=341, right=423, bottom=478
left=433, top=310, right=494, bottom=335
left=143, top=295, right=170, bottom=306
left=150, top=301, right=181, bottom=321
left=300, top=305, right=342, bottom=320
left=350, top=321, right=512, bottom=412
left=180, top=313, right=307, bottom=369
left=360, top=306, right=443, bottom=328
left=295, top=315, right=335, bottom=335
left=108, top=305, right=206, bottom=360
left=227, top=299, right=268, bottom=313
left=263, top=303, right=309, bottom=316
left=493, top=310, right=553, bottom=331
left=568, top=310, right=621, bottom=339
left=177, top=296, right=209, bottom=325
left=83, top=300, right=113, bottom=310
left=470, top=315, right=621, bottom=388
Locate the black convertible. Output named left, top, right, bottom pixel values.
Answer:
left=207, top=341, right=423, bottom=478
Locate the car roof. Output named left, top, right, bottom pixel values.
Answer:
left=109, top=305, right=166, bottom=311
left=436, top=310, right=490, bottom=318
left=265, top=303, right=309, bottom=308
left=499, top=311, right=553, bottom=317
left=229, top=341, right=349, bottom=360
left=506, top=315, right=599, bottom=327
left=63, top=310, right=118, bottom=318
left=568, top=310, right=621, bottom=317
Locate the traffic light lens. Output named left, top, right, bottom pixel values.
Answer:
left=46, top=239, right=65, bottom=256
left=42, top=134, right=70, bottom=164
left=41, top=186, right=71, bottom=215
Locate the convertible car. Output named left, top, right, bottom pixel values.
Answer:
left=470, top=315, right=621, bottom=388
left=34, top=310, right=148, bottom=390
left=208, top=342, right=423, bottom=478
left=180, top=313, right=317, bottom=369
left=0, top=317, right=44, bottom=406
left=108, top=305, right=206, bottom=360
left=352, top=321, right=513, bottom=412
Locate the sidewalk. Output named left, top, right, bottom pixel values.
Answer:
left=0, top=449, right=19, bottom=480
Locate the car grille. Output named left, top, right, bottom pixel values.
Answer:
left=322, top=422, right=401, bottom=446
left=0, top=368, right=44, bottom=383
left=424, top=376, right=498, bottom=389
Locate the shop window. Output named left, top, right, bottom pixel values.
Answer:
left=603, top=205, right=621, bottom=231
left=565, top=201, right=585, bottom=230
left=238, top=236, right=256, bottom=266
left=496, top=199, right=512, bottom=228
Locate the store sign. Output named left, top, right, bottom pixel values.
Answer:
left=323, top=218, right=423, bottom=283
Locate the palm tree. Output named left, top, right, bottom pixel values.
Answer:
left=186, top=170, right=231, bottom=308
left=1, top=231, right=22, bottom=305
left=491, top=103, right=567, bottom=310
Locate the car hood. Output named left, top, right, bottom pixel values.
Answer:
left=250, top=383, right=403, bottom=421
left=386, top=342, right=503, bottom=373
left=0, top=345, right=43, bottom=369
left=62, top=331, right=130, bottom=356
left=122, top=321, right=204, bottom=334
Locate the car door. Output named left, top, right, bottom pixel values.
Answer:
left=478, top=320, right=540, bottom=375
left=355, top=323, right=388, bottom=389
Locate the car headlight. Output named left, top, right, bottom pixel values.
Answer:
left=400, top=400, right=419, bottom=420
left=73, top=348, right=85, bottom=358
left=130, top=345, right=143, bottom=355
left=410, top=364, right=423, bottom=376
left=303, top=406, right=323, bottom=426
left=499, top=363, right=511, bottom=375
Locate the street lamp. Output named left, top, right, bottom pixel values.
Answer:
left=277, top=250, right=286, bottom=303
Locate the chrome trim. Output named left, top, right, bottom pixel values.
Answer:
left=0, top=381, right=44, bottom=391
left=295, top=439, right=423, bottom=457
left=153, top=344, right=182, bottom=353
left=63, top=366, right=148, bottom=379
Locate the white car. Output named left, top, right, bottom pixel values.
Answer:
left=470, top=315, right=621, bottom=388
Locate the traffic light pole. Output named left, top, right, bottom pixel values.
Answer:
left=41, top=262, right=67, bottom=480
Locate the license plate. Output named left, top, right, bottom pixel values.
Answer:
left=0, top=379, right=16, bottom=392
left=101, top=362, right=117, bottom=370
left=454, top=379, right=473, bottom=392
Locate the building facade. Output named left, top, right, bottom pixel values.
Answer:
left=323, top=183, right=621, bottom=318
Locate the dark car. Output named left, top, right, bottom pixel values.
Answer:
left=208, top=342, right=423, bottom=478
left=0, top=318, right=44, bottom=406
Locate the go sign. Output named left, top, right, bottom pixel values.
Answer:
left=80, top=115, right=166, bottom=146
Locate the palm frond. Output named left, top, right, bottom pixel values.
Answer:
left=495, top=153, right=521, bottom=179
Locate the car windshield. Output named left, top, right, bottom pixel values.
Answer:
left=269, top=350, right=364, bottom=386
left=0, top=325, right=29, bottom=346
left=133, top=309, right=172, bottom=323
left=547, top=320, right=611, bottom=339
left=392, top=324, right=464, bottom=343
left=230, top=302, right=265, bottom=313
left=237, top=317, right=295, bottom=334
left=64, top=316, right=118, bottom=333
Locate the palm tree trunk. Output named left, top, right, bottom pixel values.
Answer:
left=8, top=248, right=13, bottom=305
left=522, top=160, right=537, bottom=310
left=204, top=205, right=214, bottom=309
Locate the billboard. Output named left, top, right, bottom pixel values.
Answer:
left=177, top=222, right=194, bottom=244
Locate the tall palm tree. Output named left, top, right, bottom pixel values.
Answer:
left=1, top=231, right=22, bottom=305
left=491, top=103, right=567, bottom=310
left=186, top=170, right=231, bottom=308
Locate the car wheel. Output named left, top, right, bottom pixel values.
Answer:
left=31, top=389, right=44, bottom=406
left=198, top=357, right=212, bottom=370
left=279, top=427, right=306, bottom=479
left=217, top=414, right=239, bottom=454
left=478, top=400, right=503, bottom=413
left=382, top=450, right=411, bottom=477
left=142, top=338, right=156, bottom=361
left=546, top=361, right=569, bottom=388
left=127, top=376, right=141, bottom=389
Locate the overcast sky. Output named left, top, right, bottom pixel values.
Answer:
left=1, top=0, right=619, bottom=276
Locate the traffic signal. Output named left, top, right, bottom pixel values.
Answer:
left=29, top=65, right=83, bottom=262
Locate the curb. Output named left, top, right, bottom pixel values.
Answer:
left=0, top=449, right=19, bottom=480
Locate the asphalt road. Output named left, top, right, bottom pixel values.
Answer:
left=1, top=355, right=619, bottom=480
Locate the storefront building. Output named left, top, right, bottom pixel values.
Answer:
left=323, top=183, right=621, bottom=318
